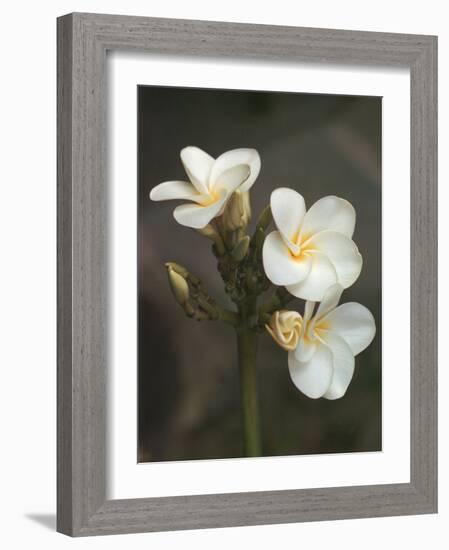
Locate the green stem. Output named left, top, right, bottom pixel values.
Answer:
left=236, top=327, right=261, bottom=457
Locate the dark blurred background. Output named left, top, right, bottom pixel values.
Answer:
left=138, top=85, right=381, bottom=463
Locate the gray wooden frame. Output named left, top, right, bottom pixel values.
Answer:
left=57, top=12, right=438, bottom=537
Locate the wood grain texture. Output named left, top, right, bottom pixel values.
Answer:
left=57, top=13, right=74, bottom=536
left=57, top=12, right=438, bottom=536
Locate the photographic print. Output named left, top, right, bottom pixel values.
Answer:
left=138, top=85, right=381, bottom=462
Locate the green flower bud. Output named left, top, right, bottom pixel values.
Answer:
left=197, top=224, right=225, bottom=255
left=165, top=261, right=189, bottom=279
left=256, top=204, right=272, bottom=231
left=231, top=235, right=250, bottom=262
left=197, top=224, right=219, bottom=239
left=167, top=266, right=189, bottom=305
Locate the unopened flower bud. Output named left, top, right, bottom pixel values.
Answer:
left=223, top=190, right=251, bottom=231
left=256, top=204, right=272, bottom=231
left=197, top=224, right=225, bottom=255
left=167, top=266, right=190, bottom=305
left=266, top=310, right=302, bottom=351
left=165, top=261, right=189, bottom=279
left=231, top=235, right=250, bottom=262
left=197, top=224, right=219, bottom=240
left=240, top=190, right=251, bottom=225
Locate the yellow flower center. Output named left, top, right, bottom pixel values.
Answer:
left=303, top=318, right=330, bottom=342
left=198, top=190, right=220, bottom=207
left=288, top=233, right=315, bottom=261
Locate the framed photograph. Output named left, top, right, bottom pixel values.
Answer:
left=57, top=12, right=437, bottom=536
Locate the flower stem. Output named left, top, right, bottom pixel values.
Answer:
left=236, top=326, right=261, bottom=457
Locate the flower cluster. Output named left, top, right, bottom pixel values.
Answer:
left=262, top=186, right=374, bottom=399
left=150, top=146, right=376, bottom=400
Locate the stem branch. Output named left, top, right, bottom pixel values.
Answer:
left=258, top=287, right=295, bottom=325
left=236, top=294, right=262, bottom=456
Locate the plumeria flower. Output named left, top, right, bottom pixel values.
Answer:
left=267, top=284, right=376, bottom=399
left=262, top=188, right=363, bottom=301
left=149, top=146, right=261, bottom=229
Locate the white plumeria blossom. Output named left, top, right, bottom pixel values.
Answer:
left=149, top=146, right=261, bottom=229
left=262, top=188, right=363, bottom=301
left=282, top=284, right=376, bottom=400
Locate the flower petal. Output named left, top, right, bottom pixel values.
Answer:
left=305, top=231, right=362, bottom=289
left=149, top=180, right=202, bottom=203
left=209, top=148, right=261, bottom=192
left=173, top=191, right=228, bottom=229
left=294, top=301, right=318, bottom=362
left=262, top=231, right=312, bottom=286
left=300, top=196, right=356, bottom=239
left=278, top=310, right=302, bottom=330
left=320, top=332, right=355, bottom=400
left=322, top=302, right=376, bottom=356
left=286, top=252, right=338, bottom=301
left=266, top=310, right=302, bottom=351
left=294, top=338, right=317, bottom=363
left=314, top=284, right=344, bottom=321
left=303, top=300, right=316, bottom=325
left=270, top=188, right=306, bottom=252
left=288, top=345, right=333, bottom=399
left=180, top=146, right=214, bottom=194
left=214, top=164, right=251, bottom=194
